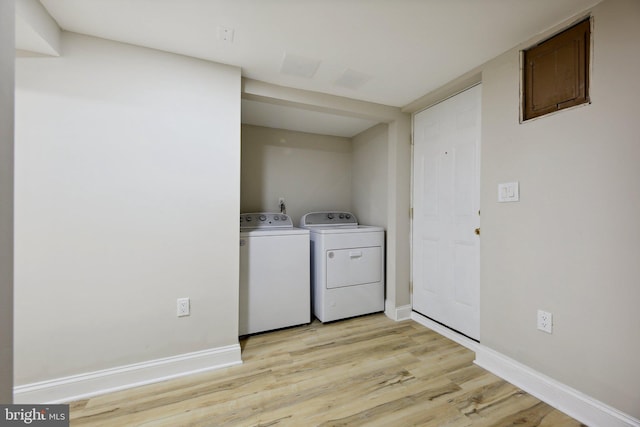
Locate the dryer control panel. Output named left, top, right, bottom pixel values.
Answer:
left=300, top=212, right=358, bottom=227
left=240, top=212, right=293, bottom=230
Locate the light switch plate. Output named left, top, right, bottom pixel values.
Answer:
left=498, top=182, right=519, bottom=202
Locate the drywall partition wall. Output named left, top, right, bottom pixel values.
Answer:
left=241, top=124, right=352, bottom=224
left=15, top=0, right=61, bottom=56
left=479, top=0, right=640, bottom=418
left=351, top=123, right=388, bottom=228
left=14, top=32, right=241, bottom=390
left=0, top=0, right=15, bottom=405
left=385, top=116, right=412, bottom=317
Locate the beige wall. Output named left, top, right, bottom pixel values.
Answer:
left=0, top=0, right=15, bottom=404
left=351, top=121, right=415, bottom=314
left=241, top=124, right=352, bottom=225
left=479, top=0, right=639, bottom=417
left=404, top=0, right=640, bottom=417
left=351, top=124, right=388, bottom=227
left=386, top=116, right=412, bottom=309
left=240, top=122, right=391, bottom=226
left=14, top=33, right=241, bottom=385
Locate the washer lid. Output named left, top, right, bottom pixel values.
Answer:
left=304, top=225, right=384, bottom=234
left=299, top=211, right=357, bottom=227
left=240, top=227, right=309, bottom=237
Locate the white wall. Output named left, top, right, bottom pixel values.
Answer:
left=14, top=32, right=241, bottom=385
left=351, top=124, right=388, bottom=228
left=0, top=0, right=15, bottom=404
left=479, top=0, right=640, bottom=418
left=241, top=124, right=352, bottom=224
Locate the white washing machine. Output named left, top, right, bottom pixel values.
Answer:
left=239, top=212, right=310, bottom=335
left=300, top=212, right=384, bottom=322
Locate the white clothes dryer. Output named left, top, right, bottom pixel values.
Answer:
left=300, top=212, right=384, bottom=322
left=239, top=212, right=310, bottom=335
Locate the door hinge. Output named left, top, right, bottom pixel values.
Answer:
left=410, top=207, right=413, bottom=219
left=409, top=281, right=414, bottom=293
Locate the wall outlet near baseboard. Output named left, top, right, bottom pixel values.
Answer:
left=537, top=309, right=552, bottom=333
left=177, top=298, right=190, bottom=317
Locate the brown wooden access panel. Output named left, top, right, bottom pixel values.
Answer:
left=523, top=18, right=591, bottom=121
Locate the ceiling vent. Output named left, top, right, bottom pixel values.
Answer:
left=280, top=53, right=321, bottom=78
left=334, top=68, right=371, bottom=90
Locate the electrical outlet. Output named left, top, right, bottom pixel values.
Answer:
left=217, top=26, right=234, bottom=43
left=177, top=297, right=190, bottom=317
left=537, top=309, right=552, bottom=333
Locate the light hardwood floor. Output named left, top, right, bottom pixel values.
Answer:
left=69, top=314, right=586, bottom=426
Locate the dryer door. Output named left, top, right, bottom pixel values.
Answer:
left=326, top=246, right=382, bottom=289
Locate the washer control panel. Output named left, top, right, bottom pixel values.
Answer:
left=240, top=212, right=293, bottom=230
left=300, top=211, right=358, bottom=227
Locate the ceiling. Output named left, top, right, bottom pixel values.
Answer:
left=35, top=0, right=601, bottom=137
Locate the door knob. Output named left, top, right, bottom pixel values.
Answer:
left=474, top=228, right=480, bottom=235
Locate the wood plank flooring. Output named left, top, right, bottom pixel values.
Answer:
left=69, top=314, right=586, bottom=426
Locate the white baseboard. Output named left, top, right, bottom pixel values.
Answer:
left=410, top=311, right=480, bottom=352
left=411, top=310, right=638, bottom=427
left=14, top=344, right=242, bottom=404
left=475, top=346, right=640, bottom=427
left=385, top=302, right=412, bottom=321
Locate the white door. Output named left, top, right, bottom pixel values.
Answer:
left=412, top=85, right=481, bottom=340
